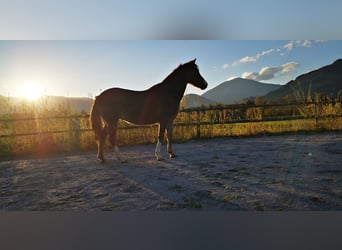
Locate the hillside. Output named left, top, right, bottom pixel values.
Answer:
left=44, top=96, right=93, bottom=113
left=202, top=78, right=280, bottom=104
left=0, top=94, right=214, bottom=113
left=0, top=96, right=93, bottom=114
left=265, top=59, right=342, bottom=100
left=180, top=94, right=216, bottom=108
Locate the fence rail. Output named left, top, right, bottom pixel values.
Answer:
left=1, top=101, right=341, bottom=139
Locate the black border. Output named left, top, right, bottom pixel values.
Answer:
left=1, top=212, right=342, bottom=250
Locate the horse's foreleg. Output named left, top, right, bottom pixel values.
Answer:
left=97, top=125, right=108, bottom=164
left=108, top=121, right=126, bottom=163
left=155, top=123, right=166, bottom=161
left=114, top=145, right=126, bottom=163
left=155, top=140, right=163, bottom=161
left=166, top=122, right=176, bottom=158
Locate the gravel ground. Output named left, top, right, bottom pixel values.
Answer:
left=0, top=132, right=341, bottom=211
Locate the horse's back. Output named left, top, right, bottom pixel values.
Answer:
left=96, top=87, right=146, bottom=105
left=99, top=87, right=142, bottom=98
left=95, top=87, right=163, bottom=123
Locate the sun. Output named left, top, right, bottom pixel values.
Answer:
left=20, top=82, right=43, bottom=100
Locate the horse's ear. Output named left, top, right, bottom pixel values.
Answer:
left=182, top=59, right=196, bottom=67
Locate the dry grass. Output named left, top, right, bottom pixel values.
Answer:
left=0, top=101, right=341, bottom=158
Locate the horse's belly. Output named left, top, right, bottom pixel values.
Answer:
left=120, top=111, right=159, bottom=125
left=110, top=92, right=178, bottom=125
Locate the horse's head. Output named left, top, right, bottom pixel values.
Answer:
left=182, top=59, right=208, bottom=90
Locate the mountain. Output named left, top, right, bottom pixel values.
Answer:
left=265, top=59, right=342, bottom=100
left=202, top=78, right=280, bottom=104
left=180, top=94, right=216, bottom=108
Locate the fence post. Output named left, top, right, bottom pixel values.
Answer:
left=196, top=110, right=201, bottom=138
left=314, top=102, right=319, bottom=129
left=71, top=117, right=81, bottom=148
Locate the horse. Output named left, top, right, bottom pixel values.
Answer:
left=90, top=59, right=208, bottom=163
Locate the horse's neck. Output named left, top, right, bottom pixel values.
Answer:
left=160, top=77, right=187, bottom=101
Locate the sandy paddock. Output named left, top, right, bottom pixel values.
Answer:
left=0, top=132, right=341, bottom=211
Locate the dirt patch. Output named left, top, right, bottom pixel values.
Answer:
left=1, top=132, right=341, bottom=210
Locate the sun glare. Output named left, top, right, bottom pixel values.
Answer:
left=20, top=82, right=43, bottom=100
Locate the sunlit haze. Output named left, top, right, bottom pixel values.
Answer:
left=19, top=82, right=43, bottom=100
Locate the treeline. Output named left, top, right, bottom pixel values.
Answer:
left=181, top=92, right=342, bottom=124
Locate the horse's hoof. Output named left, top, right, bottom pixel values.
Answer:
left=98, top=158, right=106, bottom=164
left=169, top=153, right=176, bottom=158
left=156, top=156, right=164, bottom=161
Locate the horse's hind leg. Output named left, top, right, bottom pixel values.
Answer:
left=97, top=125, right=108, bottom=164
left=108, top=120, right=126, bottom=163
left=166, top=122, right=176, bottom=158
left=155, top=122, right=166, bottom=161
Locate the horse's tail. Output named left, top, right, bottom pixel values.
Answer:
left=90, top=97, right=102, bottom=141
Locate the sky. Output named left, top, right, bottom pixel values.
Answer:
left=0, top=40, right=341, bottom=98
left=0, top=0, right=341, bottom=98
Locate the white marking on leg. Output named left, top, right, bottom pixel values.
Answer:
left=155, top=140, right=164, bottom=161
left=114, top=146, right=126, bottom=163
left=167, top=142, right=176, bottom=158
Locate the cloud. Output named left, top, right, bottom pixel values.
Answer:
left=222, top=63, right=229, bottom=69
left=261, top=49, right=275, bottom=56
left=227, top=76, right=239, bottom=81
left=302, top=40, right=312, bottom=47
left=258, top=66, right=282, bottom=80
left=281, top=61, right=299, bottom=73
left=241, top=71, right=259, bottom=80
left=242, top=62, right=299, bottom=81
left=283, top=40, right=312, bottom=51
left=240, top=55, right=257, bottom=63
left=225, top=40, right=323, bottom=70
left=240, top=49, right=275, bottom=64
left=283, top=42, right=294, bottom=51
left=226, top=48, right=275, bottom=68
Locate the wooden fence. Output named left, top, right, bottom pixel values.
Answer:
left=1, top=101, right=341, bottom=140
left=0, top=101, right=341, bottom=156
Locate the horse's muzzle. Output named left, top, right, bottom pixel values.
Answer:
left=201, top=81, right=208, bottom=90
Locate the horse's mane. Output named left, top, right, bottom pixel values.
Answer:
left=162, top=61, right=198, bottom=83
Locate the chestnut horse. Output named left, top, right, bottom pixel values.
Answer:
left=90, top=59, right=208, bottom=163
